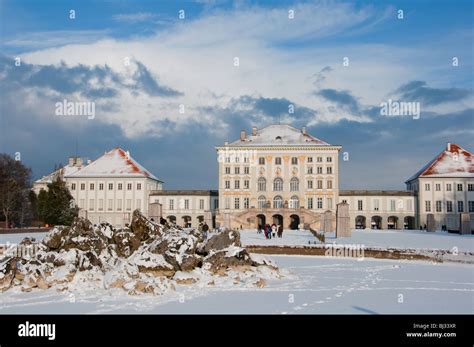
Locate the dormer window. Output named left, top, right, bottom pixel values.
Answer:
left=275, top=136, right=282, bottom=140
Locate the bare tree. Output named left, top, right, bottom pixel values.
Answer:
left=0, top=154, right=31, bottom=228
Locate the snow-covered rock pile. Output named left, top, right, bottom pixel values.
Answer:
left=0, top=210, right=279, bottom=295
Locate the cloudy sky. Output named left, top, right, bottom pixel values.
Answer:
left=0, top=0, right=472, bottom=189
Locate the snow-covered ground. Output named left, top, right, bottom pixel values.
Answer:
left=241, top=229, right=474, bottom=252
left=0, top=255, right=472, bottom=314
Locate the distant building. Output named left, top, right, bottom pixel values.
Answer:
left=149, top=190, right=219, bottom=227
left=33, top=148, right=163, bottom=226
left=406, top=143, right=474, bottom=231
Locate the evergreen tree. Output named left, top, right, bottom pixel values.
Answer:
left=40, top=178, right=78, bottom=226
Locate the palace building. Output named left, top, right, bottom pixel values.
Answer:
left=33, top=124, right=473, bottom=232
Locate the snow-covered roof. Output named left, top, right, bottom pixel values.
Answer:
left=35, top=163, right=85, bottom=184
left=68, top=147, right=161, bottom=181
left=406, top=143, right=474, bottom=182
left=226, top=124, right=333, bottom=147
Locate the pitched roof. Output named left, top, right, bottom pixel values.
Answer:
left=227, top=124, right=333, bottom=147
left=68, top=147, right=161, bottom=181
left=406, top=143, right=474, bottom=182
left=35, top=163, right=85, bottom=184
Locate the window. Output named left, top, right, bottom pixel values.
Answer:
left=327, top=180, right=333, bottom=189
left=469, top=201, right=474, bottom=212
left=90, top=183, right=94, bottom=190
left=275, top=157, right=282, bottom=165
left=108, top=199, right=113, bottom=211
left=374, top=199, right=380, bottom=211
left=244, top=180, right=250, bottom=189
left=126, top=199, right=132, bottom=211
left=225, top=197, right=230, bottom=209
left=243, top=197, right=249, bottom=209
left=307, top=167, right=313, bottom=174
left=446, top=201, right=453, bottom=212
left=89, top=199, right=94, bottom=211
left=307, top=180, right=313, bottom=189
left=390, top=200, right=396, bottom=211
left=457, top=184, right=463, bottom=191
left=234, top=198, right=240, bottom=209
left=457, top=201, right=464, bottom=212
left=258, top=196, right=267, bottom=209
left=235, top=156, right=240, bottom=163
left=327, top=167, right=332, bottom=174
left=317, top=180, right=323, bottom=189
left=214, top=199, right=219, bottom=210
left=184, top=199, right=189, bottom=210
left=435, top=200, right=442, bottom=212
left=99, top=183, right=104, bottom=190
left=137, top=183, right=141, bottom=190
left=118, top=183, right=122, bottom=190
left=291, top=157, right=298, bottom=165
left=244, top=167, right=250, bottom=174
left=234, top=180, right=240, bottom=189
left=258, top=177, right=266, bottom=191
left=307, top=197, right=314, bottom=209
left=435, top=184, right=441, bottom=191
left=117, top=199, right=122, bottom=211
left=225, top=180, right=230, bottom=189
left=317, top=157, right=322, bottom=163
left=308, top=157, right=313, bottom=163
left=225, top=157, right=230, bottom=163
left=290, top=177, right=299, bottom=192
left=317, top=166, right=323, bottom=174
left=446, top=183, right=452, bottom=191
left=108, top=183, right=113, bottom=190
left=98, top=199, right=104, bottom=211
left=327, top=198, right=333, bottom=209
left=71, top=183, right=76, bottom=190
left=425, top=184, right=430, bottom=191
left=234, top=167, right=240, bottom=174
left=289, top=196, right=299, bottom=208
left=273, top=196, right=283, bottom=208
left=127, top=183, right=132, bottom=190
left=225, top=167, right=230, bottom=174
left=317, top=197, right=323, bottom=209
left=468, top=184, right=474, bottom=191
left=244, top=157, right=249, bottom=163
left=358, top=200, right=363, bottom=211
left=425, top=200, right=431, bottom=212
left=326, top=157, right=332, bottom=163
left=136, top=199, right=141, bottom=211
left=273, top=178, right=283, bottom=191
left=80, top=183, right=85, bottom=190
left=199, top=199, right=204, bottom=210
left=407, top=200, right=413, bottom=211
left=259, top=157, right=265, bottom=165
left=169, top=199, right=174, bottom=210
left=79, top=199, right=85, bottom=208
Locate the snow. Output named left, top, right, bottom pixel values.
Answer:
left=68, top=147, right=160, bottom=180
left=240, top=229, right=474, bottom=253
left=228, top=124, right=330, bottom=147
left=0, top=255, right=472, bottom=314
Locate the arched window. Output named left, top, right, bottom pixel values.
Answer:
left=290, top=177, right=299, bottom=192
left=273, top=177, right=283, bottom=191
left=258, top=177, right=266, bottom=192
left=289, top=195, right=299, bottom=209
left=258, top=195, right=267, bottom=209
left=273, top=196, right=284, bottom=209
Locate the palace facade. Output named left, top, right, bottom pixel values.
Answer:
left=33, top=124, right=473, bottom=232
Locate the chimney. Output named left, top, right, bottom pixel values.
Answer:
left=126, top=150, right=130, bottom=158
left=224, top=141, right=229, bottom=146
left=240, top=130, right=246, bottom=141
left=447, top=142, right=451, bottom=151
left=301, top=126, right=307, bottom=135
left=252, top=126, right=257, bottom=136
left=68, top=156, right=83, bottom=167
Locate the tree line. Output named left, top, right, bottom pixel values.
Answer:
left=0, top=153, right=78, bottom=228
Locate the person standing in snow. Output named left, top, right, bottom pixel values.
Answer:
left=202, top=222, right=209, bottom=239
left=278, top=224, right=283, bottom=238
left=271, top=224, right=277, bottom=238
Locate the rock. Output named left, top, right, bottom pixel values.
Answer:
left=0, top=258, right=16, bottom=292
left=113, top=231, right=141, bottom=258
left=255, top=278, right=266, bottom=288
left=203, top=230, right=241, bottom=254
left=43, top=226, right=70, bottom=250
left=203, top=246, right=254, bottom=273
left=131, top=210, right=161, bottom=241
